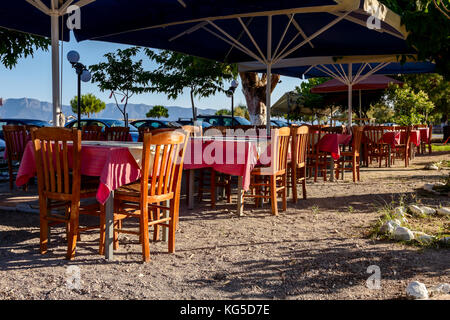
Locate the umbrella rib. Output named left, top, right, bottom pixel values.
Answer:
left=338, top=64, right=350, bottom=83
left=316, top=65, right=344, bottom=83
left=26, top=0, right=50, bottom=14
left=288, top=14, right=314, bottom=48
left=168, top=21, right=208, bottom=42
left=332, top=64, right=348, bottom=83
left=205, top=21, right=265, bottom=64
left=275, top=11, right=351, bottom=62
left=353, top=62, right=391, bottom=85
left=353, top=63, right=370, bottom=83
left=237, top=17, right=266, bottom=64
left=272, top=14, right=295, bottom=59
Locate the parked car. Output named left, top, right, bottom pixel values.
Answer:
left=196, top=115, right=252, bottom=126
left=0, top=118, right=50, bottom=140
left=64, top=118, right=139, bottom=141
left=130, top=119, right=182, bottom=130
left=177, top=118, right=212, bottom=129
left=271, top=119, right=289, bottom=127
left=0, top=139, right=5, bottom=159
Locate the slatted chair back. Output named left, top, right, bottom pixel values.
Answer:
left=140, top=131, right=186, bottom=203
left=137, top=126, right=175, bottom=142
left=25, top=125, right=40, bottom=134
left=322, top=125, right=347, bottom=134
left=307, top=125, right=325, bottom=155
left=105, top=126, right=130, bottom=141
left=269, top=127, right=291, bottom=174
left=350, top=126, right=364, bottom=156
left=31, top=127, right=81, bottom=201
left=3, top=125, right=28, bottom=161
left=364, top=126, right=385, bottom=145
left=181, top=125, right=202, bottom=137
left=291, top=125, right=309, bottom=169
left=81, top=125, right=103, bottom=141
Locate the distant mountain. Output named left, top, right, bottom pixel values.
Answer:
left=0, top=98, right=218, bottom=122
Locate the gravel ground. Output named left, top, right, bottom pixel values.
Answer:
left=0, top=151, right=448, bottom=300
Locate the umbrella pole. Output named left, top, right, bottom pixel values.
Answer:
left=51, top=13, right=61, bottom=127
left=347, top=64, right=353, bottom=128
left=266, top=64, right=271, bottom=135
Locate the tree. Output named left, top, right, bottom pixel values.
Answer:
left=366, top=102, right=395, bottom=124
left=215, top=109, right=231, bottom=116
left=146, top=105, right=169, bottom=119
left=90, top=47, right=152, bottom=126
left=384, top=83, right=435, bottom=125
left=234, top=104, right=250, bottom=120
left=239, top=72, right=280, bottom=125
left=70, top=93, right=106, bottom=118
left=144, top=49, right=237, bottom=120
left=0, top=28, right=50, bottom=69
left=380, top=0, right=450, bottom=79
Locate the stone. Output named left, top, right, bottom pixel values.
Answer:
left=417, top=234, right=435, bottom=244
left=393, top=227, right=414, bottom=241
left=408, top=205, right=424, bottom=216
left=430, top=283, right=450, bottom=295
left=406, top=281, right=429, bottom=300
left=379, top=220, right=401, bottom=235
left=420, top=206, right=436, bottom=215
left=424, top=164, right=439, bottom=170
left=394, top=206, right=406, bottom=216
left=437, top=207, right=450, bottom=216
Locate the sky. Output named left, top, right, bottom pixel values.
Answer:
left=0, top=35, right=304, bottom=112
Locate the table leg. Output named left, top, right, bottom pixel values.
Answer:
left=237, top=176, right=244, bottom=216
left=329, top=156, right=334, bottom=182
left=104, top=191, right=114, bottom=260
left=188, top=169, right=195, bottom=210
left=388, top=145, right=391, bottom=167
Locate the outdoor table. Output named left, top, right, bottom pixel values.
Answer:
left=317, top=133, right=352, bottom=181
left=381, top=131, right=401, bottom=167
left=418, top=127, right=430, bottom=143
left=184, top=137, right=260, bottom=216
left=16, top=140, right=143, bottom=261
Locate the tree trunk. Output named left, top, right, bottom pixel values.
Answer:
left=190, top=88, right=196, bottom=121
left=239, top=72, right=280, bottom=125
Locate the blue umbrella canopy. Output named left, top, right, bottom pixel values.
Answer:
left=0, top=0, right=417, bottom=128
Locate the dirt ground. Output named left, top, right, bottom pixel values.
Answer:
left=0, top=151, right=448, bottom=300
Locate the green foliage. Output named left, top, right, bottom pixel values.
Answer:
left=379, top=0, right=450, bottom=79
left=366, top=102, right=395, bottom=124
left=215, top=109, right=231, bottom=116
left=70, top=93, right=106, bottom=118
left=144, top=49, right=238, bottom=116
left=0, top=28, right=50, bottom=69
left=235, top=105, right=250, bottom=120
left=90, top=47, right=152, bottom=124
left=146, top=105, right=169, bottom=119
left=384, top=83, right=435, bottom=125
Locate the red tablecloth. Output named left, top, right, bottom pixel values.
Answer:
left=16, top=141, right=141, bottom=205
left=418, top=128, right=430, bottom=144
left=317, top=134, right=352, bottom=160
left=400, top=130, right=421, bottom=147
left=381, top=131, right=401, bottom=149
left=184, top=138, right=259, bottom=191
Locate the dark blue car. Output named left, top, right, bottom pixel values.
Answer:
left=65, top=118, right=139, bottom=142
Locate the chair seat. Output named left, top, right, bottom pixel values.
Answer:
left=114, top=181, right=174, bottom=202
left=251, top=166, right=285, bottom=176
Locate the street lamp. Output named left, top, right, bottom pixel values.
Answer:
left=67, top=50, right=91, bottom=129
left=226, top=80, right=239, bottom=123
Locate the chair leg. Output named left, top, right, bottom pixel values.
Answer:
left=168, top=206, right=176, bottom=253
left=153, top=207, right=160, bottom=242
left=210, top=170, right=216, bottom=209
left=185, top=170, right=190, bottom=205
left=8, top=161, right=13, bottom=191
left=291, top=166, right=298, bottom=203
left=270, top=175, right=278, bottom=216
left=140, top=206, right=150, bottom=262
left=66, top=203, right=80, bottom=260
left=282, top=175, right=287, bottom=212
left=352, top=157, right=357, bottom=183
left=39, top=198, right=49, bottom=254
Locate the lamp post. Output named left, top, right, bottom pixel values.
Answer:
left=67, top=51, right=91, bottom=129
left=226, top=80, right=239, bottom=124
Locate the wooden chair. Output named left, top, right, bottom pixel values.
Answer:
left=81, top=125, right=103, bottom=141
left=105, top=126, right=130, bottom=141
left=243, top=127, right=291, bottom=215
left=306, top=125, right=328, bottom=182
left=417, top=125, right=432, bottom=155
left=182, top=125, right=202, bottom=137
left=287, top=125, right=309, bottom=203
left=112, top=130, right=187, bottom=262
left=364, top=126, right=390, bottom=167
left=3, top=125, right=28, bottom=190
left=31, top=127, right=105, bottom=260
left=335, top=126, right=363, bottom=182
left=195, top=127, right=232, bottom=208
left=393, top=126, right=412, bottom=167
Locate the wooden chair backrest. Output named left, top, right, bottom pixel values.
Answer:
left=105, top=126, right=130, bottom=141
left=140, top=131, right=186, bottom=201
left=306, top=125, right=325, bottom=155
left=291, top=125, right=309, bottom=169
left=2, top=125, right=28, bottom=161
left=364, top=126, right=385, bottom=145
left=31, top=127, right=81, bottom=201
left=181, top=125, right=202, bottom=137
left=322, top=126, right=347, bottom=134
left=137, top=126, right=176, bottom=142
left=81, top=125, right=103, bottom=141
left=351, top=126, right=364, bottom=155
left=270, top=127, right=291, bottom=173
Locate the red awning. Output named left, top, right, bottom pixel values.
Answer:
left=311, top=75, right=403, bottom=93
